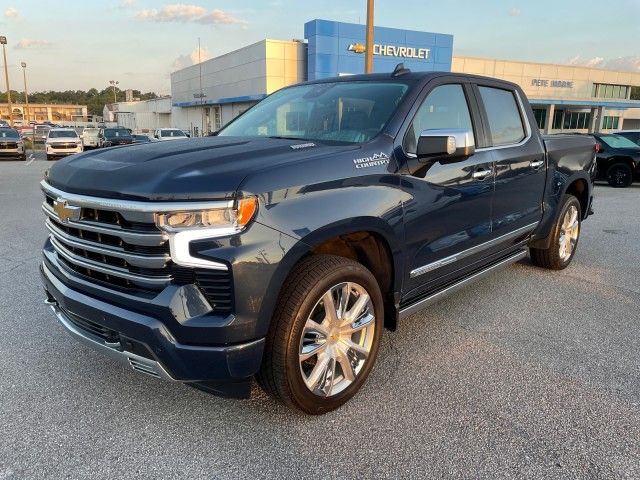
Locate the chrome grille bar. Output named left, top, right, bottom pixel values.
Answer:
left=46, top=219, right=170, bottom=269
left=50, top=236, right=171, bottom=287
left=42, top=203, right=167, bottom=247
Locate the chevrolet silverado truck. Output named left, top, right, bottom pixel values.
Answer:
left=40, top=69, right=596, bottom=414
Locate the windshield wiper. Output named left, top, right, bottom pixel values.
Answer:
left=268, top=135, right=314, bottom=142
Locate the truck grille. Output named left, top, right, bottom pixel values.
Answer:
left=42, top=183, right=233, bottom=314
left=50, top=143, right=79, bottom=149
left=0, top=142, right=18, bottom=149
left=43, top=189, right=173, bottom=292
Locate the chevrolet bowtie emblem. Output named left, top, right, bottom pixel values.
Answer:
left=53, top=198, right=81, bottom=223
left=348, top=43, right=366, bottom=54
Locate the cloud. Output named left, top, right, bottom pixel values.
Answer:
left=508, top=7, right=521, bottom=17
left=567, top=55, right=640, bottom=72
left=119, top=0, right=136, bottom=7
left=171, top=45, right=209, bottom=71
left=4, top=7, right=18, bottom=18
left=15, top=39, right=52, bottom=49
left=136, top=4, right=244, bottom=25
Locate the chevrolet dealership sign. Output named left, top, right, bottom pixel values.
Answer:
left=348, top=43, right=430, bottom=60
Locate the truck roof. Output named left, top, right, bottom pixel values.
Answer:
left=301, top=70, right=521, bottom=91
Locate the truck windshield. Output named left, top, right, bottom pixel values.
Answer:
left=49, top=131, right=78, bottom=138
left=218, top=81, right=410, bottom=144
left=104, top=129, right=131, bottom=138
left=0, top=129, right=19, bottom=139
left=599, top=134, right=640, bottom=150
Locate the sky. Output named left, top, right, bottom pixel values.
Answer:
left=1, top=0, right=639, bottom=94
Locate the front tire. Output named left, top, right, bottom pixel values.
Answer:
left=257, top=254, right=384, bottom=414
left=606, top=162, right=633, bottom=188
left=530, top=194, right=581, bottom=270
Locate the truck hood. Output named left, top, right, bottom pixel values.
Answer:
left=46, top=136, right=360, bottom=201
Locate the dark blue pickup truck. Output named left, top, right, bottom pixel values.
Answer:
left=40, top=69, right=596, bottom=414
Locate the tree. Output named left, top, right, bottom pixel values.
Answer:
left=0, top=87, right=161, bottom=116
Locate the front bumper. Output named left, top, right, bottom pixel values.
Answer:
left=0, top=149, right=24, bottom=158
left=41, top=261, right=265, bottom=397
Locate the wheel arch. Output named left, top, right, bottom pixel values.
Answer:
left=256, top=218, right=402, bottom=335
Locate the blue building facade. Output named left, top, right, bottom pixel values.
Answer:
left=304, top=19, right=454, bottom=80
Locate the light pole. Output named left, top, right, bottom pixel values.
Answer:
left=109, top=80, right=119, bottom=103
left=21, top=62, right=29, bottom=124
left=364, top=0, right=374, bottom=74
left=0, top=36, right=13, bottom=126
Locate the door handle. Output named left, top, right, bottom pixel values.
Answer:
left=472, top=169, right=492, bottom=180
left=530, top=159, right=544, bottom=169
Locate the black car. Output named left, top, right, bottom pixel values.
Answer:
left=132, top=134, right=151, bottom=144
left=614, top=130, right=640, bottom=147
left=592, top=133, right=640, bottom=187
left=99, top=127, right=133, bottom=147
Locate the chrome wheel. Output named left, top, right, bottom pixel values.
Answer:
left=558, top=205, right=579, bottom=261
left=299, top=282, right=376, bottom=397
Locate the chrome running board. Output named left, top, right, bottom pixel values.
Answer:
left=399, top=250, right=527, bottom=319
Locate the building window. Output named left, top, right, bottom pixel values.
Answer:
left=552, top=109, right=564, bottom=130
left=532, top=108, right=546, bottom=129
left=562, top=111, right=591, bottom=130
left=593, top=83, right=630, bottom=99
left=213, top=106, right=221, bottom=131
left=602, top=116, right=619, bottom=129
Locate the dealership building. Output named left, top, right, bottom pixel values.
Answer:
left=114, top=19, right=640, bottom=135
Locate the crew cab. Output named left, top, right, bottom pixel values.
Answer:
left=153, top=128, right=189, bottom=141
left=45, top=128, right=83, bottom=161
left=40, top=70, right=596, bottom=414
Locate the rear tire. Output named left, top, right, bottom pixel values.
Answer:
left=256, top=254, right=384, bottom=414
left=530, top=195, right=581, bottom=270
left=606, top=162, right=633, bottom=188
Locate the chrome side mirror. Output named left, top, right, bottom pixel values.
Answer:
left=416, top=128, right=475, bottom=162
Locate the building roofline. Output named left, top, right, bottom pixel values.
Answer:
left=453, top=55, right=640, bottom=78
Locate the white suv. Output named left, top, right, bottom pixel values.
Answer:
left=46, top=128, right=83, bottom=161
left=153, top=128, right=189, bottom=141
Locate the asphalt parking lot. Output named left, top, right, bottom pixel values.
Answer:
left=0, top=156, right=638, bottom=479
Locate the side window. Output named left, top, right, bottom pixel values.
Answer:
left=478, top=86, right=526, bottom=146
left=404, top=84, right=474, bottom=154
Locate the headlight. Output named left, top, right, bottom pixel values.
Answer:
left=155, top=197, right=258, bottom=233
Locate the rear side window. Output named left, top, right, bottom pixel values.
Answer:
left=478, top=86, right=526, bottom=146
left=404, top=84, right=474, bottom=154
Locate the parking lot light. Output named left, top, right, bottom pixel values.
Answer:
left=1, top=35, right=13, bottom=126
left=21, top=62, right=29, bottom=124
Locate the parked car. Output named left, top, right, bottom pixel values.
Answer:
left=0, top=120, right=9, bottom=128
left=591, top=133, right=640, bottom=187
left=40, top=70, right=596, bottom=414
left=81, top=127, right=100, bottom=149
left=45, top=128, right=83, bottom=161
left=0, top=127, right=26, bottom=160
left=613, top=130, right=640, bottom=147
left=132, top=134, right=152, bottom=144
left=99, top=127, right=134, bottom=147
left=153, top=128, right=189, bottom=141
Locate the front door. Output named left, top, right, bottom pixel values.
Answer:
left=396, top=81, right=495, bottom=300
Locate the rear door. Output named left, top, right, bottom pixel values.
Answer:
left=474, top=83, right=546, bottom=240
left=396, top=78, right=496, bottom=299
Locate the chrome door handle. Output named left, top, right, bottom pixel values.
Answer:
left=472, top=169, right=492, bottom=179
left=530, top=160, right=544, bottom=168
